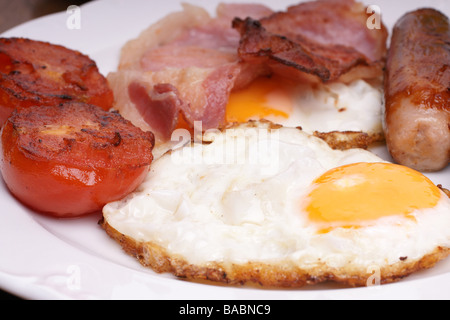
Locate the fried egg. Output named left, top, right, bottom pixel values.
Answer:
left=226, top=76, right=384, bottom=138
left=102, top=122, right=450, bottom=287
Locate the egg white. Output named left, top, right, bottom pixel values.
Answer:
left=103, top=123, right=450, bottom=272
left=246, top=79, right=384, bottom=136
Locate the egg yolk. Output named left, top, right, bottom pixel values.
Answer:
left=226, top=75, right=294, bottom=123
left=305, top=162, right=442, bottom=231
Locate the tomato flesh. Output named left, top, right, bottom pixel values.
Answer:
left=0, top=102, right=155, bottom=218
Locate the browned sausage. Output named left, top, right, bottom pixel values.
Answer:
left=384, top=8, right=450, bottom=172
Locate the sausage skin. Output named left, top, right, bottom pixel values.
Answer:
left=384, top=8, right=450, bottom=172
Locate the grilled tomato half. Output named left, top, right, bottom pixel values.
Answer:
left=0, top=37, right=114, bottom=126
left=0, top=102, right=155, bottom=218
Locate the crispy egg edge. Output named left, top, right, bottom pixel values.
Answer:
left=100, top=121, right=450, bottom=288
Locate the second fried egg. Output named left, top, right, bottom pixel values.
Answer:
left=226, top=75, right=383, bottom=138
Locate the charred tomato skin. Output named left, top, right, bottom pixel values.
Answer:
left=0, top=37, right=114, bottom=126
left=0, top=102, right=155, bottom=218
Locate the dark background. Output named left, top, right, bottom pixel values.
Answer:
left=0, top=0, right=90, bottom=33
left=0, top=0, right=91, bottom=300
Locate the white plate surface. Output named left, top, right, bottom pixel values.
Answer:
left=0, top=0, right=449, bottom=300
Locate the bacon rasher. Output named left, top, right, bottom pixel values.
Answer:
left=233, top=0, right=388, bottom=83
left=108, top=1, right=388, bottom=143
left=108, top=3, right=272, bottom=142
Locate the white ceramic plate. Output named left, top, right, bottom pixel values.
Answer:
left=1, top=0, right=449, bottom=300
